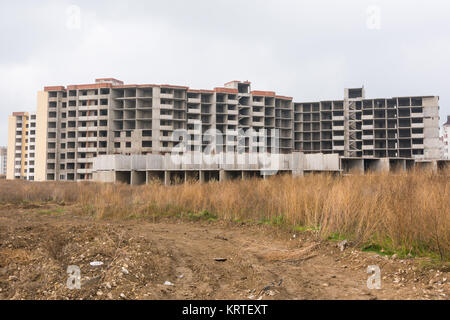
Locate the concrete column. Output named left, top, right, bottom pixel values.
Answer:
left=219, top=170, right=228, bottom=182
left=199, top=170, right=205, bottom=183
left=431, top=160, right=438, bottom=172
left=378, top=158, right=390, bottom=172
left=130, top=171, right=137, bottom=185
left=164, top=171, right=170, bottom=186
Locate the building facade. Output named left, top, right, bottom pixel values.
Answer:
left=6, top=112, right=36, bottom=180
left=443, top=115, right=450, bottom=159
left=294, top=88, right=440, bottom=159
left=9, top=78, right=441, bottom=181
left=0, top=147, right=7, bottom=176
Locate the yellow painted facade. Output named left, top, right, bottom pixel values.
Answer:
left=35, top=91, right=48, bottom=181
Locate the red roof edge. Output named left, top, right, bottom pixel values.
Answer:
left=251, top=90, right=276, bottom=97
left=44, top=86, right=65, bottom=92
left=214, top=87, right=239, bottom=94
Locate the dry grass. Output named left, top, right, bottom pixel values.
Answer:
left=0, top=170, right=448, bottom=259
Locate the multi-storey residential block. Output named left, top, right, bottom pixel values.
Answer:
left=6, top=112, right=36, bottom=180
left=0, top=147, right=7, bottom=176
left=9, top=78, right=441, bottom=181
left=294, top=88, right=441, bottom=159
left=443, top=115, right=450, bottom=159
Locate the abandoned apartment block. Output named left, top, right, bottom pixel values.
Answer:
left=7, top=78, right=441, bottom=181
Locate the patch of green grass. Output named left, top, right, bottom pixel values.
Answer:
left=418, top=259, right=450, bottom=272
left=82, top=204, right=95, bottom=215
left=271, top=215, right=285, bottom=226
left=37, top=207, right=65, bottom=216
left=186, top=210, right=218, bottom=221
left=362, top=244, right=395, bottom=256
left=257, top=215, right=286, bottom=226
left=327, top=232, right=348, bottom=242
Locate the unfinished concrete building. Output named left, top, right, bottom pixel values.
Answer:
left=294, top=88, right=440, bottom=159
left=0, top=147, right=7, bottom=176
left=6, top=112, right=37, bottom=180
left=15, top=78, right=440, bottom=181
left=443, top=116, right=450, bottom=159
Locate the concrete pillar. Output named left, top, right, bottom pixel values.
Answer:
left=378, top=158, right=390, bottom=172
left=199, top=170, right=205, bottom=183
left=431, top=160, right=438, bottom=172
left=164, top=171, right=170, bottom=186
left=219, top=170, right=228, bottom=182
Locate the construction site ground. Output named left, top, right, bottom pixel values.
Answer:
left=0, top=204, right=448, bottom=300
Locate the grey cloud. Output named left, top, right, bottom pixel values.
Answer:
left=0, top=0, right=449, bottom=145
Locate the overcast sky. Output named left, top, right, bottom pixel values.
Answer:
left=1, top=0, right=449, bottom=146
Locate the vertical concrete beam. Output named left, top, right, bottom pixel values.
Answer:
left=219, top=170, right=228, bottom=182
left=199, top=170, right=205, bottom=183
left=164, top=171, right=170, bottom=186
left=130, top=171, right=137, bottom=185
left=378, top=158, right=390, bottom=172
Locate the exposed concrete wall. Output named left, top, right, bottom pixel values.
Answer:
left=423, top=97, right=440, bottom=160
left=90, top=153, right=446, bottom=184
left=303, top=153, right=340, bottom=171
left=93, top=171, right=115, bottom=183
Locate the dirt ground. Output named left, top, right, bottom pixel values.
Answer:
left=0, top=204, right=448, bottom=300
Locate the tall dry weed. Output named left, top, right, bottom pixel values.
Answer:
left=0, top=169, right=448, bottom=258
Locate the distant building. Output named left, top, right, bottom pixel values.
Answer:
left=6, top=112, right=36, bottom=180
left=443, top=115, right=450, bottom=159
left=0, top=147, right=7, bottom=175
left=7, top=78, right=442, bottom=181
